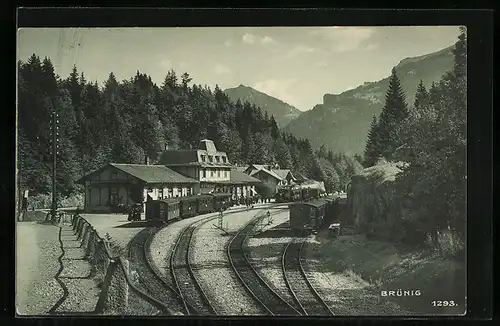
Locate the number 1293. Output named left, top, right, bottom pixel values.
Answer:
left=431, top=300, right=457, bottom=307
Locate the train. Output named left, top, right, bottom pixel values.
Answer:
left=289, top=194, right=348, bottom=236
left=131, top=192, right=235, bottom=224
left=275, top=185, right=322, bottom=203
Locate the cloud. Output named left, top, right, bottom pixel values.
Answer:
left=311, top=27, right=375, bottom=52
left=285, top=45, right=318, bottom=59
left=242, top=33, right=276, bottom=45
left=214, top=64, right=231, bottom=75
left=159, top=58, right=172, bottom=68
left=224, top=39, right=233, bottom=47
left=242, top=33, right=257, bottom=44
left=261, top=36, right=276, bottom=44
left=253, top=78, right=299, bottom=107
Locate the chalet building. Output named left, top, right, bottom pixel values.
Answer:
left=160, top=139, right=260, bottom=199
left=273, top=169, right=297, bottom=186
left=75, top=163, right=198, bottom=213
left=243, top=164, right=285, bottom=197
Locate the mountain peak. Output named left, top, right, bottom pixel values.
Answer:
left=285, top=45, right=456, bottom=154
left=224, top=85, right=302, bottom=128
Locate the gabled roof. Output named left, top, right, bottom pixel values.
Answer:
left=76, top=163, right=198, bottom=184
left=230, top=170, right=262, bottom=184
left=249, top=168, right=284, bottom=181
left=159, top=150, right=199, bottom=165
left=232, top=165, right=249, bottom=172
left=294, top=172, right=309, bottom=182
left=272, top=169, right=296, bottom=180
left=160, top=149, right=232, bottom=167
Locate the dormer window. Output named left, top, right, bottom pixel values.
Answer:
left=201, top=155, right=206, bottom=162
left=215, top=156, right=220, bottom=163
left=222, top=156, right=227, bottom=163
left=208, top=156, right=213, bottom=163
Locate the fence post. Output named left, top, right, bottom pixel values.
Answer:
left=85, top=229, right=97, bottom=260
left=98, top=258, right=129, bottom=315
left=81, top=223, right=91, bottom=249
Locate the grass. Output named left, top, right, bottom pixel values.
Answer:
left=307, top=229, right=466, bottom=315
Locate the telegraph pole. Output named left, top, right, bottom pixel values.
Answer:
left=50, top=111, right=59, bottom=222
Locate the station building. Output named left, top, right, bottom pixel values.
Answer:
left=75, top=163, right=198, bottom=213
left=159, top=139, right=260, bottom=199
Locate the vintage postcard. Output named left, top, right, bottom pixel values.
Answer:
left=16, top=23, right=467, bottom=317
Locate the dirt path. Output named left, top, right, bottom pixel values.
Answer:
left=16, top=222, right=64, bottom=315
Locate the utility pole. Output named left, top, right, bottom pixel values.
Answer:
left=50, top=111, right=59, bottom=222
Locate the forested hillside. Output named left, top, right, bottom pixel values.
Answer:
left=224, top=85, right=302, bottom=128
left=357, top=29, right=466, bottom=251
left=17, top=58, right=362, bottom=202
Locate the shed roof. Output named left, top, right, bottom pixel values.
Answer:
left=273, top=169, right=295, bottom=180
left=230, top=170, right=262, bottom=184
left=76, top=163, right=198, bottom=184
left=249, top=168, right=284, bottom=181
left=290, top=199, right=328, bottom=208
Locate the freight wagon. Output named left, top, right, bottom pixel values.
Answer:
left=289, top=199, right=327, bottom=235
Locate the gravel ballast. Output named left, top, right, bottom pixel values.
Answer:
left=190, top=207, right=280, bottom=315
left=301, top=237, right=410, bottom=316
left=245, top=211, right=298, bottom=311
left=16, top=222, right=64, bottom=315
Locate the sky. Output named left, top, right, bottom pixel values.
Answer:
left=17, top=26, right=460, bottom=111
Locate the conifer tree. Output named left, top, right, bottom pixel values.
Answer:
left=377, top=67, right=409, bottom=160
left=364, top=115, right=381, bottom=167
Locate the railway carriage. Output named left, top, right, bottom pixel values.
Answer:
left=179, top=196, right=198, bottom=219
left=210, top=193, right=232, bottom=212
left=289, top=199, right=327, bottom=234
left=145, top=198, right=180, bottom=223
left=197, top=194, right=214, bottom=214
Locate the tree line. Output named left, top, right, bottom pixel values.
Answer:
left=362, top=29, right=466, bottom=248
left=18, top=57, right=362, bottom=200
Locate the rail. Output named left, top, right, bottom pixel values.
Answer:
left=227, top=209, right=301, bottom=316
left=69, top=213, right=174, bottom=315
left=282, top=237, right=333, bottom=316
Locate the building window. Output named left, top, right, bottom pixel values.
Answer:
left=158, top=188, right=163, bottom=199
left=177, top=188, right=182, bottom=197
left=168, top=188, right=173, bottom=198
left=208, top=155, right=213, bottom=163
left=222, top=156, right=227, bottom=163
left=224, top=170, right=227, bottom=178
left=202, top=169, right=206, bottom=178
left=110, top=172, right=117, bottom=180
left=215, top=156, right=220, bottom=163
left=187, top=188, right=191, bottom=196
left=201, top=155, right=206, bottom=162
left=211, top=169, right=215, bottom=177
left=217, top=169, right=220, bottom=177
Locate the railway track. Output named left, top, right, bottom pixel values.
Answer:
left=170, top=215, right=219, bottom=316
left=227, top=210, right=302, bottom=316
left=128, top=227, right=194, bottom=315
left=282, top=237, right=333, bottom=316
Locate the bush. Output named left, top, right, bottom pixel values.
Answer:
left=27, top=192, right=84, bottom=210
left=59, top=192, right=84, bottom=208
left=427, top=228, right=465, bottom=260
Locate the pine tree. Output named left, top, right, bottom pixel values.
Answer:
left=377, top=67, right=409, bottom=160
left=363, top=115, right=381, bottom=167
